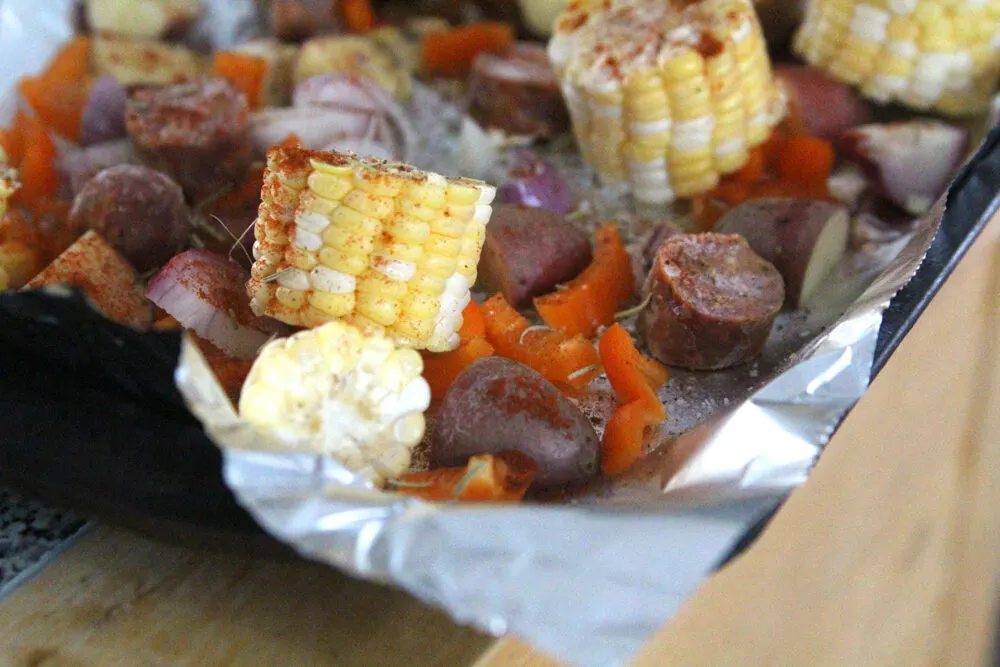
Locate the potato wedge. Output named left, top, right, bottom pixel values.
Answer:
left=716, top=198, right=850, bottom=308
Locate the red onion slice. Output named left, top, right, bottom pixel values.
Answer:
left=840, top=121, right=968, bottom=216
left=249, top=107, right=373, bottom=155
left=497, top=148, right=575, bottom=216
left=292, top=74, right=416, bottom=162
left=146, top=249, right=283, bottom=360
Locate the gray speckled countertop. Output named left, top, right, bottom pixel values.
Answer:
left=0, top=488, right=85, bottom=597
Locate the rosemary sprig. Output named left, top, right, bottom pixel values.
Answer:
left=262, top=267, right=293, bottom=283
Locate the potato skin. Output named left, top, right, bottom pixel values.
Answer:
left=431, top=357, right=600, bottom=489
left=774, top=66, right=872, bottom=141
left=477, top=204, right=591, bottom=307
left=640, top=233, right=784, bottom=370
left=716, top=198, right=849, bottom=308
left=69, top=164, right=191, bottom=272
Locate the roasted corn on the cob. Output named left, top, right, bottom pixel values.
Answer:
left=0, top=154, right=16, bottom=221
left=239, top=321, right=432, bottom=484
left=92, top=36, right=204, bottom=87
left=794, top=0, right=1000, bottom=115
left=548, top=0, right=786, bottom=204
left=85, top=0, right=203, bottom=41
left=293, top=35, right=413, bottom=101
left=247, top=147, right=495, bottom=353
left=0, top=162, right=32, bottom=292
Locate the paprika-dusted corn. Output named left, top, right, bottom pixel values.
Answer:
left=0, top=152, right=16, bottom=220
left=547, top=0, right=786, bottom=204
left=793, top=0, right=1000, bottom=115
left=247, top=147, right=495, bottom=352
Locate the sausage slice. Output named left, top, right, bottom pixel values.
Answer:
left=639, top=233, right=784, bottom=370
left=126, top=76, right=252, bottom=202
left=467, top=43, right=570, bottom=139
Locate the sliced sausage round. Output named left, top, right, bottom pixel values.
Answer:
left=467, top=43, right=570, bottom=139
left=639, top=233, right=784, bottom=370
left=125, top=76, right=252, bottom=202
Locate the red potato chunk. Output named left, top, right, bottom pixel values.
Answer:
left=26, top=230, right=152, bottom=329
left=271, top=0, right=339, bottom=41
left=476, top=204, right=591, bottom=308
left=639, top=233, right=784, bottom=370
left=69, top=164, right=192, bottom=273
left=80, top=75, right=128, bottom=147
left=431, top=357, right=600, bottom=489
left=774, top=65, right=872, bottom=141
left=716, top=198, right=850, bottom=309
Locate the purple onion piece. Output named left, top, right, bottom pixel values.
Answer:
left=79, top=75, right=128, bottom=147
left=839, top=121, right=968, bottom=217
left=497, top=148, right=575, bottom=216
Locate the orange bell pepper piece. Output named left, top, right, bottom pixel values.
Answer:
left=17, top=37, right=92, bottom=141
left=775, top=135, right=835, bottom=189
left=600, top=324, right=667, bottom=407
left=598, top=324, right=668, bottom=476
left=459, top=300, right=486, bottom=342
left=341, top=0, right=377, bottom=33
left=731, top=146, right=766, bottom=185
left=534, top=224, right=634, bottom=338
left=760, top=128, right=788, bottom=169
left=707, top=179, right=753, bottom=207
left=422, top=336, right=494, bottom=401
left=482, top=293, right=600, bottom=393
left=421, top=302, right=495, bottom=401
left=10, top=115, right=58, bottom=212
left=0, top=125, right=22, bottom=169
left=392, top=451, right=538, bottom=502
left=212, top=52, right=268, bottom=109
left=601, top=401, right=655, bottom=476
left=691, top=196, right=728, bottom=231
left=421, top=23, right=514, bottom=78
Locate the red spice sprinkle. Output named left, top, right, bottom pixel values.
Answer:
left=695, top=33, right=723, bottom=58
left=485, top=376, right=575, bottom=431
left=564, top=12, right=588, bottom=31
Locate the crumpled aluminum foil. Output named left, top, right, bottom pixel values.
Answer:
left=0, top=2, right=960, bottom=664
left=174, top=198, right=941, bottom=667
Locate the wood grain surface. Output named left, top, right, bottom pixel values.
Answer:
left=0, top=526, right=490, bottom=666
left=0, top=214, right=997, bottom=667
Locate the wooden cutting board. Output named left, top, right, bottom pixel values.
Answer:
left=0, top=211, right=997, bottom=667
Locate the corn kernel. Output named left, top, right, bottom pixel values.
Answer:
left=343, top=189, right=395, bottom=220
left=307, top=172, right=352, bottom=201
left=309, top=290, right=355, bottom=317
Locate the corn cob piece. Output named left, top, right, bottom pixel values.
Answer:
left=0, top=154, right=16, bottom=221
left=793, top=0, right=1000, bottom=115
left=247, top=147, right=495, bottom=353
left=547, top=0, right=786, bottom=205
left=293, top=35, right=413, bottom=101
left=239, top=321, right=432, bottom=485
